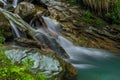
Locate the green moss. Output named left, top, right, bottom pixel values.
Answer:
left=82, top=11, right=94, bottom=23
left=95, top=18, right=106, bottom=25
left=81, top=10, right=107, bottom=26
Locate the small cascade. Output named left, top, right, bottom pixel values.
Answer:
left=29, top=16, right=68, bottom=58
left=9, top=20, right=27, bottom=38
left=9, top=20, right=21, bottom=38
left=12, top=0, right=18, bottom=8
left=30, top=15, right=116, bottom=60
left=42, top=16, right=61, bottom=34
left=56, top=36, right=114, bottom=60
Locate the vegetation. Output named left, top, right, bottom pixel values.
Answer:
left=0, top=29, right=46, bottom=80
left=68, top=0, right=120, bottom=24
left=82, top=10, right=106, bottom=25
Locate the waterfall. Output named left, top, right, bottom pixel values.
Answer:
left=42, top=16, right=61, bottom=34
left=56, top=36, right=113, bottom=59
left=41, top=16, right=114, bottom=59
left=12, top=0, right=18, bottom=8
left=9, top=20, right=21, bottom=38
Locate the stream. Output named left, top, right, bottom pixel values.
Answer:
left=56, top=35, right=120, bottom=80
left=1, top=0, right=120, bottom=80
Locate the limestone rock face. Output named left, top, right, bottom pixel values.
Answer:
left=14, top=2, right=36, bottom=18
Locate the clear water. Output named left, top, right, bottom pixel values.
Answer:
left=77, top=57, right=120, bottom=80
left=56, top=36, right=120, bottom=80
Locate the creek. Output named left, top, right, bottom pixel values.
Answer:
left=0, top=0, right=120, bottom=80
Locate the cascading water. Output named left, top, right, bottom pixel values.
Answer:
left=41, top=16, right=120, bottom=80
left=42, top=16, right=61, bottom=34
left=12, top=0, right=18, bottom=8
left=9, top=20, right=21, bottom=38
left=9, top=20, right=27, bottom=38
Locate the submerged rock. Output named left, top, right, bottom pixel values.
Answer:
left=5, top=46, right=77, bottom=80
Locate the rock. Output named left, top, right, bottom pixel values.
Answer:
left=14, top=37, right=43, bottom=49
left=0, top=12, right=12, bottom=40
left=0, top=1, right=4, bottom=7
left=8, top=0, right=13, bottom=3
left=14, top=2, right=36, bottom=18
left=5, top=46, right=77, bottom=80
left=4, top=4, right=14, bottom=11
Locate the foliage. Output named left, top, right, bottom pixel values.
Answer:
left=0, top=27, right=5, bottom=44
left=66, top=0, right=78, bottom=4
left=108, top=1, right=120, bottom=24
left=82, top=11, right=93, bottom=23
left=0, top=29, right=46, bottom=80
left=82, top=10, right=106, bottom=25
left=67, top=0, right=120, bottom=24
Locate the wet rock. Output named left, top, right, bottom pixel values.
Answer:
left=8, top=0, right=13, bottom=3
left=14, top=37, right=43, bottom=49
left=4, top=4, right=14, bottom=11
left=14, top=2, right=36, bottom=18
left=5, top=46, right=77, bottom=80
left=0, top=12, right=12, bottom=40
left=0, top=1, right=4, bottom=7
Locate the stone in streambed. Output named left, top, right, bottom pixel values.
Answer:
left=5, top=46, right=77, bottom=80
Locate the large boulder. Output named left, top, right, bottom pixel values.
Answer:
left=5, top=46, right=77, bottom=80
left=14, top=2, right=36, bottom=19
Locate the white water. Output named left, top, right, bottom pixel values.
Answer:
left=9, top=20, right=21, bottom=38
left=56, top=36, right=116, bottom=69
left=57, top=36, right=113, bottom=59
left=56, top=36, right=115, bottom=66
left=40, top=16, right=117, bottom=69
left=41, top=16, right=115, bottom=61
left=12, top=0, right=18, bottom=8
left=42, top=16, right=61, bottom=34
